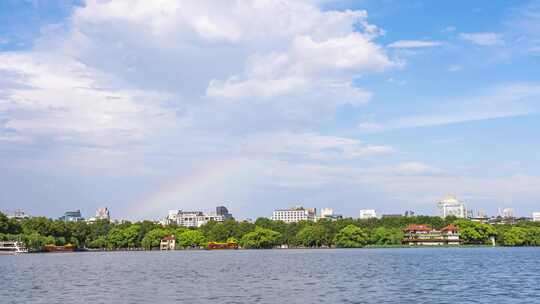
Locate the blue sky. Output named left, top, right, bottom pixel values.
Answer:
left=1, top=0, right=539, bottom=220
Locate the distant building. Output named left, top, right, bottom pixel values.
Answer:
left=402, top=224, right=461, bottom=246
left=382, top=214, right=403, bottom=218
left=160, top=235, right=176, bottom=250
left=87, top=207, right=110, bottom=223
left=319, top=208, right=343, bottom=221
left=272, top=207, right=316, bottom=223
left=359, top=209, right=377, bottom=219
left=404, top=210, right=415, bottom=217
left=500, top=208, right=515, bottom=218
left=7, top=210, right=30, bottom=220
left=164, top=209, right=223, bottom=227
left=59, top=210, right=84, bottom=222
left=533, top=212, right=540, bottom=222
left=470, top=210, right=489, bottom=223
left=216, top=206, right=233, bottom=220
left=438, top=196, right=467, bottom=218
left=95, top=207, right=110, bottom=220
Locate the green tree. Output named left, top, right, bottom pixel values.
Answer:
left=296, top=225, right=328, bottom=247
left=68, top=221, right=90, bottom=248
left=502, top=227, right=527, bottom=246
left=370, top=227, right=403, bottom=245
left=455, top=220, right=496, bottom=245
left=524, top=227, right=540, bottom=246
left=87, top=236, right=107, bottom=249
left=141, top=228, right=170, bottom=250
left=123, top=224, right=142, bottom=248
left=178, top=230, right=206, bottom=249
left=0, top=212, right=9, bottom=233
left=334, top=225, right=368, bottom=248
left=240, top=227, right=281, bottom=249
left=107, top=228, right=127, bottom=249
left=207, top=223, right=231, bottom=242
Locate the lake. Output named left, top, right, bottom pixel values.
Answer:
left=1, top=247, right=539, bottom=303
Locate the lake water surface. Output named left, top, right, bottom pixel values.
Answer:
left=1, top=247, right=539, bottom=303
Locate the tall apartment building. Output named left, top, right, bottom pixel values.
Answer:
left=272, top=207, right=316, bottom=223
left=359, top=209, right=377, bottom=219
left=437, top=196, right=467, bottom=218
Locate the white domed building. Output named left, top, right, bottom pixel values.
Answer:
left=437, top=196, right=467, bottom=218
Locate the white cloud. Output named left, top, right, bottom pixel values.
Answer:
left=448, top=65, right=462, bottom=72
left=358, top=84, right=540, bottom=132
left=241, top=132, right=394, bottom=160
left=387, top=40, right=442, bottom=48
left=459, top=32, right=504, bottom=46
left=0, top=52, right=177, bottom=146
left=442, top=26, right=456, bottom=33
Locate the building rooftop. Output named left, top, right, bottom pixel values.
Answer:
left=403, top=224, right=432, bottom=232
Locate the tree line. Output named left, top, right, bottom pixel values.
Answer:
left=1, top=212, right=540, bottom=251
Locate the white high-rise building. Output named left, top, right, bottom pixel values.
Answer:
left=533, top=212, right=540, bottom=222
left=359, top=209, right=377, bottom=219
left=438, top=196, right=467, bottom=218
left=272, top=207, right=316, bottom=223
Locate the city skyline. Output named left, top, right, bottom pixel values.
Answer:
left=1, top=1, right=540, bottom=220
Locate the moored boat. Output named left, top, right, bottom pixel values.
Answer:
left=207, top=242, right=239, bottom=250
left=0, top=241, right=28, bottom=255
left=42, top=244, right=76, bottom=253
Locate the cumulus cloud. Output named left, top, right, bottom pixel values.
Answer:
left=0, top=52, right=177, bottom=146
left=0, top=0, right=403, bottom=218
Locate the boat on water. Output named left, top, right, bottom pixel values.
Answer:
left=207, top=242, right=239, bottom=250
left=42, top=244, right=76, bottom=253
left=0, top=241, right=28, bottom=255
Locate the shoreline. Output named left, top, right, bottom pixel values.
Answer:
left=13, top=245, right=532, bottom=254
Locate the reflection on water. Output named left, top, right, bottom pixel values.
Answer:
left=1, top=247, right=539, bottom=303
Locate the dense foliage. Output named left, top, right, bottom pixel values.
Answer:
left=1, top=212, right=540, bottom=251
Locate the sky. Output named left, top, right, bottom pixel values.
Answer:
left=1, top=0, right=540, bottom=221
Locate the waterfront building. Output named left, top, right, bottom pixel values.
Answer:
left=165, top=209, right=224, bottom=227
left=318, top=208, right=343, bottom=221
left=359, top=209, right=377, bottom=219
left=216, top=206, right=233, bottom=220
left=533, top=212, right=540, bottom=222
left=272, top=207, right=316, bottom=223
left=160, top=235, right=176, bottom=250
left=59, top=210, right=84, bottom=222
left=402, top=224, right=461, bottom=246
left=438, top=196, right=467, bottom=218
